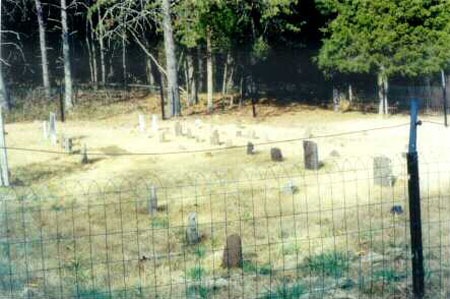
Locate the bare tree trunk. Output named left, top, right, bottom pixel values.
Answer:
left=227, top=61, right=234, bottom=94
left=222, top=52, right=229, bottom=95
left=146, top=57, right=155, bottom=91
left=348, top=83, right=353, bottom=102
left=162, top=0, right=180, bottom=117
left=98, top=11, right=106, bottom=85
left=86, top=36, right=94, bottom=83
left=206, top=27, right=213, bottom=111
left=197, top=47, right=204, bottom=92
left=187, top=50, right=198, bottom=105
left=88, top=20, right=99, bottom=89
left=0, top=68, right=9, bottom=111
left=377, top=70, right=388, bottom=115
left=35, top=0, right=51, bottom=99
left=61, top=0, right=73, bottom=110
left=333, top=86, right=339, bottom=112
left=122, top=32, right=127, bottom=88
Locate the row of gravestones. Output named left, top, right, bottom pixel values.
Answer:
left=43, top=113, right=89, bottom=164
left=245, top=140, right=321, bottom=170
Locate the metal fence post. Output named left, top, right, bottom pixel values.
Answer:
left=407, top=98, right=425, bottom=298
left=441, top=70, right=448, bottom=127
left=0, top=107, right=9, bottom=187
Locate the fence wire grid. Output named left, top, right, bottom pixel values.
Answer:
left=0, top=154, right=449, bottom=298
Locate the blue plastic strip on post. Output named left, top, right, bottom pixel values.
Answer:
left=409, top=98, right=420, bottom=154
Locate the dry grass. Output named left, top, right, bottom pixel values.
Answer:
left=1, top=93, right=450, bottom=298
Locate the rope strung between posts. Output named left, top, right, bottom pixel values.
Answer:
left=0, top=122, right=410, bottom=157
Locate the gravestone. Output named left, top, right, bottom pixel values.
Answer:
left=148, top=186, right=158, bottom=216
left=210, top=130, right=220, bottom=146
left=49, top=113, right=57, bottom=146
left=194, top=119, right=202, bottom=128
left=303, top=141, right=319, bottom=170
left=151, top=114, right=159, bottom=132
left=226, top=139, right=233, bottom=147
left=187, top=127, right=193, bottom=139
left=138, top=114, right=146, bottom=132
left=159, top=131, right=166, bottom=143
left=236, top=131, right=242, bottom=137
left=271, top=148, right=283, bottom=162
left=64, top=137, right=73, bottom=154
left=175, top=122, right=183, bottom=136
left=250, top=130, right=257, bottom=139
left=186, top=212, right=200, bottom=245
left=222, top=234, right=243, bottom=269
left=42, top=121, right=49, bottom=140
left=373, top=156, right=393, bottom=186
left=247, top=142, right=254, bottom=155
left=81, top=144, right=89, bottom=164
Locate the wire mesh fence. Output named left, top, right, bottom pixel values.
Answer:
left=0, top=154, right=449, bottom=298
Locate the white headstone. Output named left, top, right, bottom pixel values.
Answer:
left=151, top=114, right=159, bottom=132
left=49, top=113, right=57, bottom=146
left=194, top=119, right=202, bottom=128
left=138, top=114, right=146, bottom=132
left=43, top=121, right=49, bottom=140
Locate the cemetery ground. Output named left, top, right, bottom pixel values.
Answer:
left=2, top=95, right=450, bottom=298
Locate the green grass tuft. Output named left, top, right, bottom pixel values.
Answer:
left=263, top=282, right=306, bottom=299
left=301, top=251, right=349, bottom=278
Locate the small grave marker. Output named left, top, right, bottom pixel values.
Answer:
left=210, top=130, right=220, bottom=146
left=151, top=114, right=159, bottom=132
left=303, top=141, right=319, bottom=170
left=81, top=144, right=89, bottom=164
left=187, top=127, right=193, bottom=139
left=148, top=186, right=158, bottom=216
left=247, top=142, right=254, bottom=155
left=222, top=234, right=243, bottom=269
left=186, top=212, right=200, bottom=245
left=236, top=131, right=242, bottom=137
left=271, top=148, right=283, bottom=162
left=64, top=137, right=73, bottom=154
left=373, top=156, right=394, bottom=186
left=138, top=114, right=146, bottom=132
left=175, top=122, right=183, bottom=136
left=49, top=113, right=57, bottom=146
left=42, top=121, right=49, bottom=140
left=159, top=131, right=166, bottom=143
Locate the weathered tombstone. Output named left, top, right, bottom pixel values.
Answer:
left=63, top=137, right=73, bottom=154
left=49, top=113, right=57, bottom=146
left=210, top=130, right=220, bottom=146
left=151, top=114, right=159, bottom=132
left=222, top=234, right=243, bottom=269
left=236, top=131, right=242, bottom=137
left=303, top=141, right=319, bottom=170
left=175, top=121, right=183, bottom=136
left=373, top=156, right=393, bottom=186
left=81, top=144, right=89, bottom=164
left=271, top=148, right=283, bottom=162
left=159, top=131, right=166, bottom=143
left=194, top=119, right=202, bottom=128
left=247, top=142, right=254, bottom=155
left=147, top=186, right=158, bottom=216
left=138, top=114, right=146, bottom=132
left=186, top=212, right=200, bottom=245
left=226, top=139, right=233, bottom=147
left=250, top=130, right=257, bottom=139
left=42, top=121, right=49, bottom=140
left=187, top=127, right=193, bottom=139
left=330, top=150, right=340, bottom=158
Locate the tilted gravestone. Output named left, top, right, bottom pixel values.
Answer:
left=222, top=234, right=243, bottom=269
left=186, top=212, right=200, bottom=245
left=247, top=142, right=255, bottom=155
left=147, top=186, right=158, bottom=216
left=210, top=130, right=220, bottom=146
left=373, top=156, right=393, bottom=186
left=174, top=122, right=183, bottom=136
left=151, top=114, right=159, bottom=132
left=138, top=114, right=146, bottom=132
left=271, top=148, right=283, bottom=162
left=303, top=141, right=319, bottom=170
